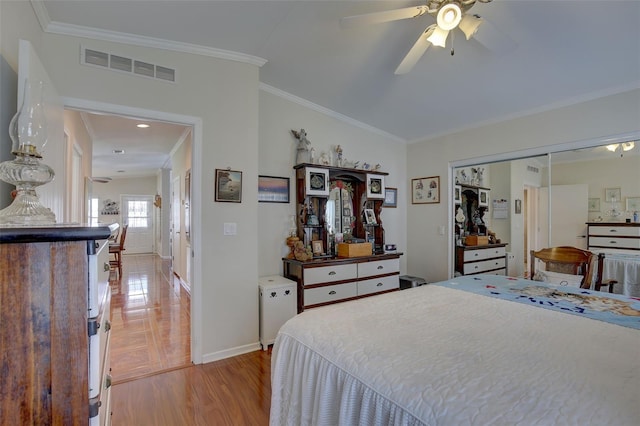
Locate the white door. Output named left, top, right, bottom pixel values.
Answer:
left=121, top=195, right=154, bottom=253
left=17, top=39, right=65, bottom=221
left=538, top=184, right=589, bottom=249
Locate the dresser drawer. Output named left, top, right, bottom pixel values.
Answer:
left=589, top=236, right=640, bottom=250
left=89, top=285, right=111, bottom=399
left=589, top=226, right=640, bottom=237
left=358, top=258, right=399, bottom=278
left=89, top=239, right=110, bottom=318
left=463, top=249, right=488, bottom=262
left=304, top=282, right=358, bottom=306
left=357, top=275, right=399, bottom=296
left=483, top=246, right=506, bottom=258
left=304, top=263, right=357, bottom=285
left=464, top=257, right=506, bottom=274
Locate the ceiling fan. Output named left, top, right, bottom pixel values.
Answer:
left=341, top=0, right=508, bottom=75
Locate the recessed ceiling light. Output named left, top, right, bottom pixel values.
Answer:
left=113, top=149, right=125, bottom=154
left=117, top=170, right=125, bottom=173
left=137, top=123, right=150, bottom=128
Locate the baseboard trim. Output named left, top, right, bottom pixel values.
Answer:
left=201, top=342, right=261, bottom=364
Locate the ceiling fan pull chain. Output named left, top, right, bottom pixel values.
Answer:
left=450, top=29, right=455, bottom=56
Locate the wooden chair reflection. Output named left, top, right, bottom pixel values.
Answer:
left=530, top=246, right=595, bottom=289
left=109, top=224, right=128, bottom=277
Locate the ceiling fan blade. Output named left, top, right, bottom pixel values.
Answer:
left=471, top=15, right=517, bottom=54
left=395, top=25, right=436, bottom=75
left=340, top=6, right=429, bottom=29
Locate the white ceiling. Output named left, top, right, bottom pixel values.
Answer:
left=41, top=0, right=640, bottom=177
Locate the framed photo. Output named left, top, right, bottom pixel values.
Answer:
left=366, top=174, right=385, bottom=199
left=215, top=169, right=242, bottom=203
left=514, top=199, right=522, bottom=214
left=258, top=175, right=290, bottom=203
left=412, top=176, right=440, bottom=204
left=454, top=185, right=461, bottom=204
left=605, top=187, right=621, bottom=203
left=311, top=240, right=324, bottom=256
left=626, top=197, right=640, bottom=212
left=478, top=188, right=489, bottom=207
left=588, top=198, right=600, bottom=212
left=364, top=208, right=377, bottom=225
left=383, top=187, right=397, bottom=208
left=305, top=167, right=330, bottom=196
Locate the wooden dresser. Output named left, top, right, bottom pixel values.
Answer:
left=0, top=224, right=116, bottom=425
left=455, top=243, right=508, bottom=276
left=283, top=253, right=402, bottom=312
left=587, top=222, right=640, bottom=252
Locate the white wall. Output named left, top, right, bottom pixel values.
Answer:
left=258, top=88, right=408, bottom=276
left=407, top=89, right=640, bottom=283
left=550, top=155, right=640, bottom=222
left=170, top=131, right=192, bottom=284
left=157, top=168, right=171, bottom=258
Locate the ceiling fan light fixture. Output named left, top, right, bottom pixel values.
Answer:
left=436, top=3, right=462, bottom=31
left=459, top=14, right=483, bottom=40
left=427, top=25, right=450, bottom=48
left=622, top=141, right=635, bottom=151
left=606, top=144, right=619, bottom=152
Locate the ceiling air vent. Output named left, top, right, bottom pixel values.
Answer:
left=155, top=66, right=175, bottom=82
left=134, top=60, right=155, bottom=78
left=84, top=49, right=109, bottom=68
left=110, top=55, right=132, bottom=72
left=527, top=165, right=539, bottom=173
left=80, top=45, right=176, bottom=83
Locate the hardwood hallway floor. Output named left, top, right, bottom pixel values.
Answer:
left=109, top=254, right=272, bottom=424
left=109, top=254, right=191, bottom=383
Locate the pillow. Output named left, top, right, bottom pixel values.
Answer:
left=533, top=270, right=583, bottom=287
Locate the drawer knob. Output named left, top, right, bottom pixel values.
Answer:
left=329, top=290, right=336, bottom=295
left=376, top=282, right=383, bottom=287
left=104, top=320, right=111, bottom=332
left=328, top=271, right=336, bottom=276
left=103, top=262, right=110, bottom=272
left=377, top=265, right=384, bottom=270
left=609, top=229, right=618, bottom=232
left=105, top=374, right=112, bottom=390
left=609, top=241, right=617, bottom=244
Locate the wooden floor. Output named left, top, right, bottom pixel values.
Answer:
left=109, top=254, right=272, bottom=424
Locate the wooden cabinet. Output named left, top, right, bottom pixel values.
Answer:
left=283, top=254, right=401, bottom=312
left=587, top=222, right=640, bottom=251
left=455, top=244, right=508, bottom=276
left=0, top=224, right=116, bottom=425
left=294, top=163, right=388, bottom=254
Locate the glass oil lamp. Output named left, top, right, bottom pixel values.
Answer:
left=0, top=79, right=56, bottom=225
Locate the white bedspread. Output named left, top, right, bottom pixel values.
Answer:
left=270, top=281, right=640, bottom=425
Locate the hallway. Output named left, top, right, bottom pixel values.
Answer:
left=109, top=254, right=191, bottom=383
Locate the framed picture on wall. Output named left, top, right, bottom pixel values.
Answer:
left=588, top=198, right=600, bottom=212
left=383, top=187, right=397, bottom=208
left=626, top=197, right=640, bottom=212
left=215, top=169, right=242, bottom=202
left=454, top=185, right=461, bottom=204
left=605, top=187, right=621, bottom=203
left=258, top=175, right=290, bottom=203
left=412, top=176, right=439, bottom=204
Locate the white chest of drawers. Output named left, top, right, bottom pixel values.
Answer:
left=283, top=254, right=402, bottom=312
left=455, top=244, right=508, bottom=276
left=587, top=223, right=640, bottom=252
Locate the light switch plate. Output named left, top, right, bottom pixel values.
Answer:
left=223, top=222, right=237, bottom=236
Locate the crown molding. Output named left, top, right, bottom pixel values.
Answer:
left=31, top=0, right=267, bottom=67
left=259, top=83, right=406, bottom=144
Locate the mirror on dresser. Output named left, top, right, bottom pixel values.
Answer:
left=326, top=179, right=355, bottom=237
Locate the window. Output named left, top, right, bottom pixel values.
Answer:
left=127, top=200, right=150, bottom=228
left=88, top=198, right=99, bottom=226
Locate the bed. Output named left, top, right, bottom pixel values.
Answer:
left=270, top=274, right=640, bottom=425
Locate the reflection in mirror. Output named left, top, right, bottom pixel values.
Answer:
left=453, top=138, right=639, bottom=280
left=327, top=180, right=354, bottom=236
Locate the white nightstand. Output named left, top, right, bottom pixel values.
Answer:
left=258, top=275, right=297, bottom=350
